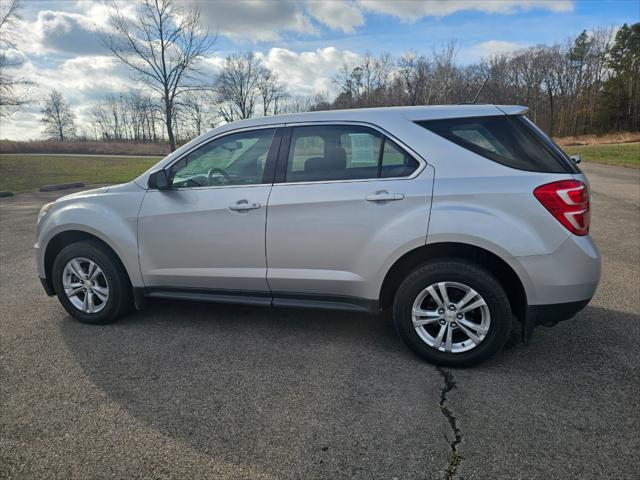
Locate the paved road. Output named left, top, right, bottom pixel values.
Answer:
left=1, top=163, right=638, bottom=480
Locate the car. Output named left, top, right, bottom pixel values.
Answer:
left=35, top=105, right=601, bottom=366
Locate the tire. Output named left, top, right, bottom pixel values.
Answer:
left=51, top=239, right=132, bottom=325
left=393, top=259, right=512, bottom=367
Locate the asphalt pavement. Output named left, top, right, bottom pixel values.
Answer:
left=1, top=163, right=638, bottom=479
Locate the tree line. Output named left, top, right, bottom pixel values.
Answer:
left=1, top=0, right=638, bottom=150
left=323, top=24, right=639, bottom=137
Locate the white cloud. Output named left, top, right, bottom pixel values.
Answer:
left=359, top=0, right=574, bottom=21
left=0, top=45, right=361, bottom=139
left=183, top=0, right=317, bottom=41
left=461, top=40, right=526, bottom=62
left=258, top=47, right=360, bottom=96
left=305, top=1, right=364, bottom=33
left=17, top=9, right=105, bottom=55
left=0, top=54, right=139, bottom=140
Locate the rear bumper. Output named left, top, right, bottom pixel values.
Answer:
left=513, top=234, right=601, bottom=306
left=527, top=298, right=591, bottom=327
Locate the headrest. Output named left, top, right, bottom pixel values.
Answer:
left=304, top=147, right=347, bottom=173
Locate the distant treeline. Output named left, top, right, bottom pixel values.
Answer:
left=313, top=24, right=640, bottom=138
left=81, top=23, right=639, bottom=144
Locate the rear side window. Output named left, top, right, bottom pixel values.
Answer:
left=416, top=115, right=573, bottom=173
left=381, top=139, right=419, bottom=178
left=286, top=125, right=419, bottom=182
left=287, top=125, right=381, bottom=182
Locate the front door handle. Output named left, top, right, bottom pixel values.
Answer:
left=365, top=191, right=405, bottom=202
left=229, top=199, right=261, bottom=211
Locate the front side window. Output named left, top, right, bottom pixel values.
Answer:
left=169, top=128, right=276, bottom=188
left=286, top=125, right=418, bottom=182
left=416, top=115, right=571, bottom=173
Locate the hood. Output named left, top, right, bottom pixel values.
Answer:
left=55, top=182, right=143, bottom=203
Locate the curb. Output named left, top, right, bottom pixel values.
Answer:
left=0, top=191, right=14, bottom=198
left=39, top=182, right=85, bottom=192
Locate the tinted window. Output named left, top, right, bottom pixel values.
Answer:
left=286, top=125, right=419, bottom=182
left=381, top=139, right=420, bottom=178
left=416, top=115, right=572, bottom=173
left=287, top=125, right=382, bottom=182
left=170, top=128, right=276, bottom=188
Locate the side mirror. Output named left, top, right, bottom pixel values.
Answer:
left=570, top=154, right=582, bottom=164
left=148, top=169, right=171, bottom=190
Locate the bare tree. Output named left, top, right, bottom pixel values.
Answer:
left=214, top=52, right=264, bottom=121
left=0, top=0, right=33, bottom=117
left=41, top=90, right=76, bottom=141
left=177, top=91, right=215, bottom=139
left=395, top=52, right=430, bottom=105
left=102, top=0, right=215, bottom=151
left=256, top=67, right=287, bottom=116
left=90, top=91, right=161, bottom=142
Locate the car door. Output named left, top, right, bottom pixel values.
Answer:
left=266, top=123, right=433, bottom=308
left=138, top=126, right=281, bottom=298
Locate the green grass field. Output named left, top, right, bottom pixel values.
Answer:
left=563, top=143, right=639, bottom=169
left=0, top=143, right=638, bottom=193
left=0, top=154, right=161, bottom=193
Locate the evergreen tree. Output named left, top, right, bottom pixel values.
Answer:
left=599, top=23, right=640, bottom=131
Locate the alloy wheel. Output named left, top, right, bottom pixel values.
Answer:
left=62, top=257, right=109, bottom=314
left=411, top=281, right=490, bottom=353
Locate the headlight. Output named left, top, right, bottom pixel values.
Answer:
left=37, top=202, right=54, bottom=225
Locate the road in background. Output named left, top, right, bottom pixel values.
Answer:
left=1, top=163, right=638, bottom=479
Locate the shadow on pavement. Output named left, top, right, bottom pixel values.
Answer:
left=60, top=299, right=452, bottom=480
left=60, top=300, right=638, bottom=479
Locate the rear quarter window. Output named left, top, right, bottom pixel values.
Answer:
left=416, top=115, right=574, bottom=173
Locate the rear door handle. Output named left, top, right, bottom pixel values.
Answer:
left=365, top=191, right=405, bottom=202
left=229, top=200, right=261, bottom=211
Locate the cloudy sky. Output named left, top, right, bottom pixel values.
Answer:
left=1, top=0, right=637, bottom=140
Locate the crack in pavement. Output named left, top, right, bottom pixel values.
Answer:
left=437, top=367, right=463, bottom=480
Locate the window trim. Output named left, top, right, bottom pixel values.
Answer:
left=151, top=124, right=284, bottom=192
left=274, top=121, right=426, bottom=186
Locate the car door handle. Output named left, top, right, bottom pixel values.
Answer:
left=229, top=200, right=261, bottom=211
left=365, top=191, right=405, bottom=202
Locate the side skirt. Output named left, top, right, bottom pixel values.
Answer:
left=138, top=287, right=379, bottom=314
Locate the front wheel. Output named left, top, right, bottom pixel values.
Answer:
left=393, top=259, right=512, bottom=367
left=51, top=240, right=132, bottom=324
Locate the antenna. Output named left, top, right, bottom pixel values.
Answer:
left=472, top=75, right=490, bottom=104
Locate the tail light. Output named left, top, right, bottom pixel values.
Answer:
left=534, top=180, right=590, bottom=236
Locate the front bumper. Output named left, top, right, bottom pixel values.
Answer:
left=39, top=276, right=55, bottom=296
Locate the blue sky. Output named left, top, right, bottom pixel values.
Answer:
left=1, top=0, right=638, bottom=139
left=210, top=0, right=638, bottom=60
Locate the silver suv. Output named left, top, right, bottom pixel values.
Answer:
left=35, top=105, right=601, bottom=366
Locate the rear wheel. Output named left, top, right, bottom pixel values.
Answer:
left=52, top=240, right=132, bottom=324
left=393, top=259, right=512, bottom=367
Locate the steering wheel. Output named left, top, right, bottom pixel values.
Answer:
left=207, top=167, right=232, bottom=185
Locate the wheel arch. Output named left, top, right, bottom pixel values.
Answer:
left=43, top=230, right=133, bottom=296
left=379, top=242, right=528, bottom=323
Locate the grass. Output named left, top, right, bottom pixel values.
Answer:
left=562, top=143, right=640, bottom=169
left=0, top=139, right=171, bottom=156
left=555, top=131, right=640, bottom=146
left=0, top=154, right=161, bottom=193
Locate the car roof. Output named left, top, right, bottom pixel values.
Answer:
left=218, top=104, right=528, bottom=130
